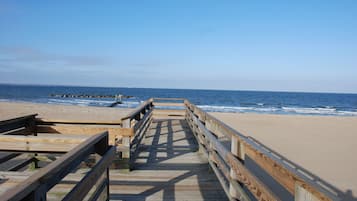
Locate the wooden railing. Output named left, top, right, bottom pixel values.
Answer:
left=0, top=114, right=37, bottom=135
left=0, top=131, right=115, bottom=201
left=184, top=99, right=340, bottom=201
left=120, top=98, right=154, bottom=170
left=35, top=118, right=124, bottom=146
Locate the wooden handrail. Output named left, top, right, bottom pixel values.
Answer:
left=1, top=131, right=113, bottom=201
left=187, top=107, right=279, bottom=200
left=36, top=118, right=122, bottom=125
left=152, top=97, right=186, bottom=102
left=121, top=98, right=154, bottom=122
left=184, top=99, right=340, bottom=201
left=0, top=114, right=37, bottom=134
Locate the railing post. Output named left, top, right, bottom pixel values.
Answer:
left=229, top=136, right=245, bottom=199
left=23, top=185, right=47, bottom=201
left=117, top=118, right=132, bottom=172
left=295, top=183, right=320, bottom=201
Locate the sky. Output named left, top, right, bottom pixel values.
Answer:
left=0, top=1, right=357, bottom=93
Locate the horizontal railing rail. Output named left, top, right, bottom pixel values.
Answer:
left=35, top=118, right=125, bottom=146
left=152, top=98, right=186, bottom=108
left=1, top=131, right=114, bottom=201
left=119, top=98, right=154, bottom=170
left=184, top=99, right=340, bottom=201
left=0, top=114, right=37, bottom=135
left=36, top=118, right=122, bottom=125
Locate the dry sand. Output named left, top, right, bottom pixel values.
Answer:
left=211, top=112, right=357, bottom=198
left=1, top=101, right=356, bottom=198
left=0, top=101, right=133, bottom=122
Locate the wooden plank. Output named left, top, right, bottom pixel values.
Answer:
left=1, top=132, right=109, bottom=201
left=0, top=134, right=87, bottom=153
left=112, top=118, right=228, bottom=201
left=0, top=153, right=21, bottom=163
left=36, top=125, right=122, bottom=135
left=121, top=99, right=153, bottom=122
left=36, top=125, right=134, bottom=146
left=6, top=157, right=35, bottom=171
left=210, top=151, right=251, bottom=201
left=3, top=128, right=33, bottom=135
left=153, top=102, right=185, bottom=107
left=0, top=114, right=37, bottom=134
left=62, top=146, right=115, bottom=201
left=36, top=118, right=122, bottom=125
left=188, top=109, right=280, bottom=201
left=87, top=172, right=108, bottom=201
left=152, top=97, right=186, bottom=102
left=133, top=110, right=153, bottom=133
left=153, top=109, right=185, bottom=116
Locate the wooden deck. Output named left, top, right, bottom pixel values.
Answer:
left=109, top=118, right=228, bottom=201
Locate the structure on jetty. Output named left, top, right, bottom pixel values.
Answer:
left=0, top=98, right=340, bottom=201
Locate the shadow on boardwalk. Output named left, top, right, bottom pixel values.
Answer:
left=109, top=119, right=228, bottom=201
left=109, top=118, right=356, bottom=201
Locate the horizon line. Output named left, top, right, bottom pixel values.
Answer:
left=0, top=82, right=356, bottom=95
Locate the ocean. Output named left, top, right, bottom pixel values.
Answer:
left=0, top=84, right=357, bottom=116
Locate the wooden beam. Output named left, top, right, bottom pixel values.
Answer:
left=0, top=114, right=37, bottom=134
left=188, top=109, right=280, bottom=201
left=1, top=132, right=109, bottom=201
left=62, top=146, right=115, bottom=201
left=0, top=152, right=21, bottom=163
left=121, top=99, right=153, bottom=122
left=36, top=118, right=122, bottom=125
left=6, top=157, right=35, bottom=171
left=0, top=134, right=86, bottom=153
left=153, top=102, right=185, bottom=107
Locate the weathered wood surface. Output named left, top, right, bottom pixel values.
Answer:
left=109, top=118, right=228, bottom=201
left=153, top=109, right=186, bottom=119
left=0, top=114, right=37, bottom=135
left=185, top=100, right=340, bottom=201
left=36, top=118, right=122, bottom=125
left=0, top=132, right=112, bottom=201
left=187, top=107, right=278, bottom=201
left=0, top=134, right=88, bottom=153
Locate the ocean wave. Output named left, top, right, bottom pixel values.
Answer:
left=198, top=105, right=357, bottom=116
left=282, top=107, right=336, bottom=114
left=47, top=98, right=140, bottom=108
left=2, top=97, right=357, bottom=116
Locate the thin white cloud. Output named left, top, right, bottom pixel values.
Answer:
left=0, top=46, right=111, bottom=67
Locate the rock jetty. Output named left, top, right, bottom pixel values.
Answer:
left=49, top=94, right=133, bottom=99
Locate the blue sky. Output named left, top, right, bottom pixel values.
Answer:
left=0, top=1, right=356, bottom=93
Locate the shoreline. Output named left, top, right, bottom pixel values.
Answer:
left=1, top=99, right=356, bottom=117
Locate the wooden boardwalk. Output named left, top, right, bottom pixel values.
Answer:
left=0, top=98, right=341, bottom=201
left=109, top=118, right=228, bottom=201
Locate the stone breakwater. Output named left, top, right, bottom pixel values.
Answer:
left=49, top=94, right=134, bottom=99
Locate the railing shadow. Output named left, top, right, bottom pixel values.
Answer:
left=110, top=118, right=228, bottom=201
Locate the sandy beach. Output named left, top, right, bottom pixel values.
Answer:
left=0, top=101, right=133, bottom=122
left=211, top=112, right=357, bottom=198
left=1, top=101, right=356, bottom=198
